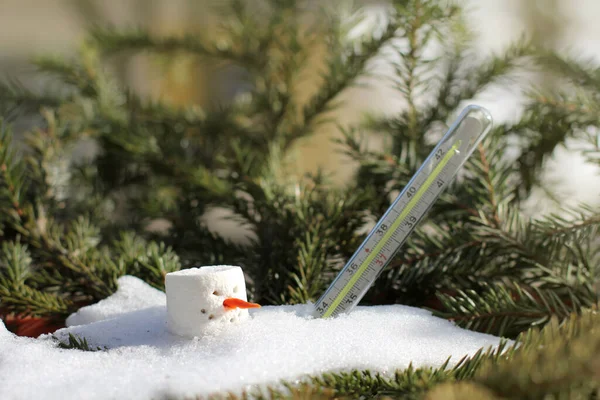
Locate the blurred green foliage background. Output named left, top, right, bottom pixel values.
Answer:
left=1, top=0, right=598, bottom=186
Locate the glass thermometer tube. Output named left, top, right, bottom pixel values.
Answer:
left=313, top=105, right=493, bottom=318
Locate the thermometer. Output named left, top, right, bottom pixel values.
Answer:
left=313, top=105, right=493, bottom=318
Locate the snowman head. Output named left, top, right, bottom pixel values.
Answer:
left=165, top=266, right=260, bottom=338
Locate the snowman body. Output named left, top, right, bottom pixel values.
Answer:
left=166, top=266, right=256, bottom=338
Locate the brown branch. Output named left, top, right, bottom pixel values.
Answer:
left=534, top=94, right=593, bottom=114
left=453, top=202, right=480, bottom=217
left=544, top=215, right=600, bottom=237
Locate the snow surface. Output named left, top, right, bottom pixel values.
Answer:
left=66, top=275, right=166, bottom=326
left=0, top=276, right=507, bottom=400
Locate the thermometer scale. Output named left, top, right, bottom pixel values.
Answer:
left=313, top=105, right=493, bottom=318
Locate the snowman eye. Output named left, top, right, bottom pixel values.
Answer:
left=201, top=309, right=206, bottom=314
left=212, top=290, right=219, bottom=296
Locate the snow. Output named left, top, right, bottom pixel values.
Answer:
left=0, top=276, right=507, bottom=400
left=66, top=275, right=166, bottom=327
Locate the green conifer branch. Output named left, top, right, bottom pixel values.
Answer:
left=226, top=173, right=370, bottom=304
left=91, top=28, right=215, bottom=58
left=0, top=241, right=73, bottom=316
left=112, top=232, right=181, bottom=290
left=299, top=16, right=399, bottom=138
left=444, top=37, right=532, bottom=109
left=434, top=283, right=588, bottom=337
left=89, top=0, right=281, bottom=73
left=33, top=55, right=100, bottom=97
left=473, top=310, right=600, bottom=399
left=54, top=333, right=105, bottom=351
left=0, top=281, right=72, bottom=317
left=0, top=121, right=28, bottom=227
left=0, top=80, right=64, bottom=119
left=536, top=50, right=600, bottom=92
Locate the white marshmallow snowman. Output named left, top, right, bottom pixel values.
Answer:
left=165, top=265, right=260, bottom=338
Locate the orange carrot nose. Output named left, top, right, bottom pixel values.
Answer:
left=223, top=298, right=261, bottom=310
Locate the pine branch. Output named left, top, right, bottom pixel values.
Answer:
left=288, top=226, right=335, bottom=304
left=229, top=176, right=370, bottom=304
left=536, top=50, right=600, bottom=92
left=1, top=122, right=117, bottom=306
left=33, top=55, right=100, bottom=97
left=0, top=79, right=64, bottom=119
left=370, top=160, right=598, bottom=316
left=434, top=283, right=592, bottom=338
left=463, top=137, right=515, bottom=227
left=0, top=241, right=31, bottom=285
left=429, top=206, right=599, bottom=337
left=364, top=20, right=532, bottom=165
left=582, top=129, right=600, bottom=167
left=507, top=51, right=600, bottom=197
left=0, top=283, right=72, bottom=317
left=122, top=91, right=209, bottom=129
left=294, top=13, right=400, bottom=146
left=212, top=383, right=336, bottom=400
left=91, top=28, right=215, bottom=57
left=453, top=37, right=532, bottom=102
left=112, top=232, right=181, bottom=290
left=531, top=90, right=600, bottom=126
left=391, top=0, right=460, bottom=140
left=533, top=205, right=600, bottom=243
left=54, top=333, right=105, bottom=351
left=0, top=120, right=28, bottom=228
left=90, top=16, right=268, bottom=72
left=0, top=241, right=73, bottom=316
left=473, top=310, right=600, bottom=399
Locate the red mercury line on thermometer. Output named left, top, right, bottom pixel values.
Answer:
left=313, top=105, right=493, bottom=318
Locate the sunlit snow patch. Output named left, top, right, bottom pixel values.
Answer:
left=0, top=276, right=507, bottom=400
